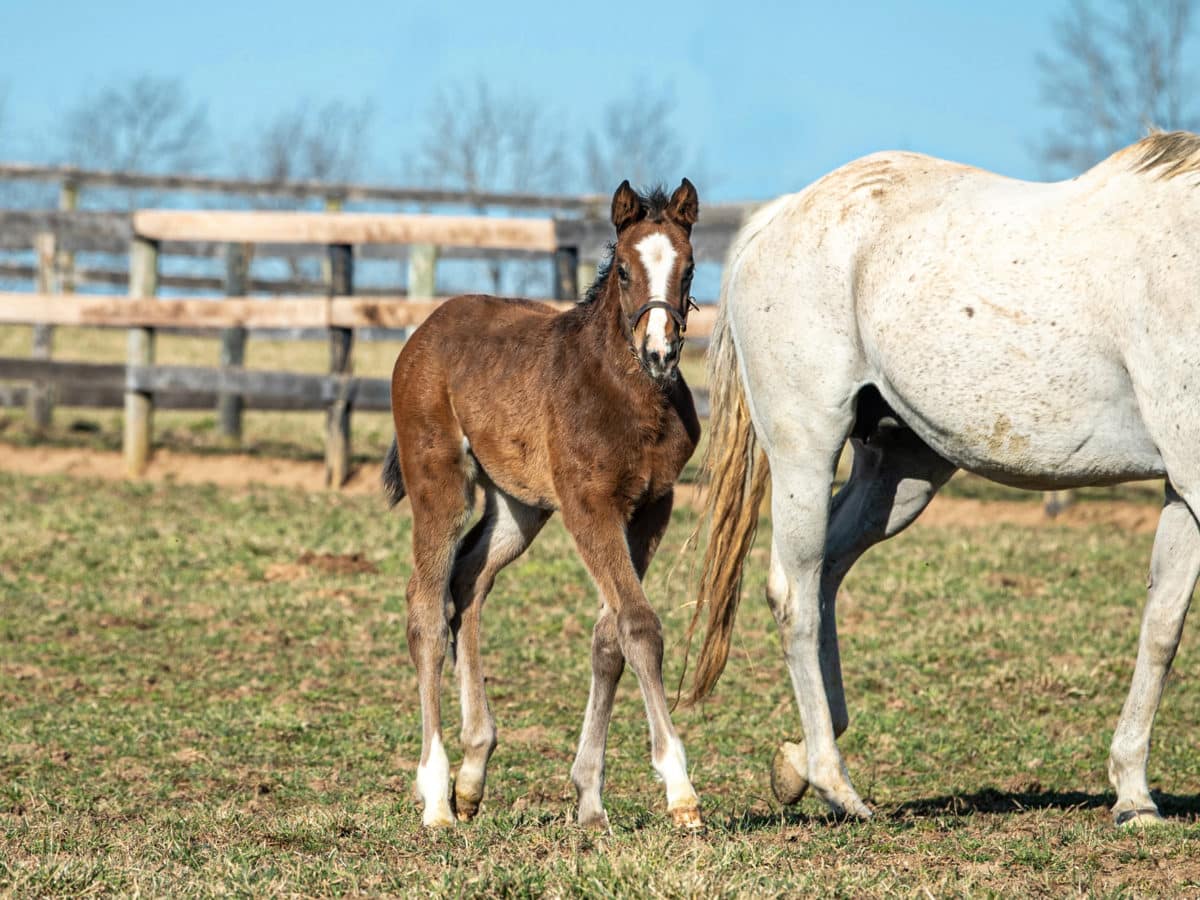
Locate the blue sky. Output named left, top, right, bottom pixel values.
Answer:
left=1, top=0, right=1062, bottom=201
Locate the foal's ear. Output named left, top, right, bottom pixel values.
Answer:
left=667, top=178, right=699, bottom=231
left=611, top=180, right=644, bottom=232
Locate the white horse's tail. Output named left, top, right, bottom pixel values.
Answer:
left=683, top=198, right=791, bottom=703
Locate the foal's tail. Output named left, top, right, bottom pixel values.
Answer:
left=683, top=256, right=771, bottom=704
left=382, top=436, right=407, bottom=507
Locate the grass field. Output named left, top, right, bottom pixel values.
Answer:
left=2, top=468, right=1199, bottom=896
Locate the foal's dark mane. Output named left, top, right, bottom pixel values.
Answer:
left=580, top=185, right=672, bottom=306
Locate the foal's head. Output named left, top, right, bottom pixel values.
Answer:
left=607, top=178, right=699, bottom=382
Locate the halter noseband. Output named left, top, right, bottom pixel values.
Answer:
left=628, top=297, right=701, bottom=335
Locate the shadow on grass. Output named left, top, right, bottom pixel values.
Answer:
left=894, top=786, right=1200, bottom=822
left=724, top=788, right=1200, bottom=833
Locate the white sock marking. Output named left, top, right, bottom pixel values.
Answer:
left=654, top=735, right=697, bottom=809
left=417, top=736, right=453, bottom=825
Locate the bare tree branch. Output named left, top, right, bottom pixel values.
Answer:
left=1036, top=0, right=1200, bottom=176
left=583, top=86, right=686, bottom=192
left=410, top=79, right=570, bottom=294
left=234, top=99, right=374, bottom=284
left=411, top=79, right=568, bottom=195
left=59, top=75, right=212, bottom=174
left=245, top=99, right=374, bottom=186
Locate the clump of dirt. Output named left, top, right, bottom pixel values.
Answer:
left=296, top=551, right=379, bottom=576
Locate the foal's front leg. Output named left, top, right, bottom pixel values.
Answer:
left=565, top=497, right=702, bottom=828
left=571, top=492, right=673, bottom=829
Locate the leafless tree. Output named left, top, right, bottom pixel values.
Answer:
left=237, top=99, right=375, bottom=283
left=411, top=79, right=570, bottom=294
left=412, top=79, right=569, bottom=196
left=1036, top=0, right=1200, bottom=176
left=59, top=75, right=212, bottom=174
left=245, top=99, right=374, bottom=186
left=582, top=86, right=689, bottom=192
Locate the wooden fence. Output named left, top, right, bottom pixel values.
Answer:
left=0, top=202, right=720, bottom=486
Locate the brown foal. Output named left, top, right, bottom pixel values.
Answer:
left=384, top=179, right=703, bottom=830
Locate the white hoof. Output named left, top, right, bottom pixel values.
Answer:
left=770, top=740, right=810, bottom=806
left=422, top=802, right=456, bottom=829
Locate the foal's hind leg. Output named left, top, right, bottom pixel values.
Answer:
left=565, top=493, right=702, bottom=828
left=403, top=440, right=475, bottom=828
left=448, top=484, right=549, bottom=821
left=770, top=427, right=956, bottom=805
left=1108, top=483, right=1200, bottom=826
left=571, top=491, right=674, bottom=829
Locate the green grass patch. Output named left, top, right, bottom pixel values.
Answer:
left=1, top=472, right=1198, bottom=895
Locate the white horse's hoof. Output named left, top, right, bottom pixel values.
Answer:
left=839, top=798, right=874, bottom=821
left=669, top=802, right=705, bottom=830
left=422, top=806, right=456, bottom=829
left=577, top=810, right=611, bottom=831
left=770, top=740, right=810, bottom=806
left=1115, top=807, right=1166, bottom=828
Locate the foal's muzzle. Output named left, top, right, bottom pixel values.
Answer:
left=644, top=340, right=681, bottom=381
left=629, top=298, right=698, bottom=381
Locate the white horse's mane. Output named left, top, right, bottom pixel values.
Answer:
left=1115, top=130, right=1200, bottom=181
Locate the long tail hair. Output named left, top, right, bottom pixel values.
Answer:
left=682, top=197, right=789, bottom=703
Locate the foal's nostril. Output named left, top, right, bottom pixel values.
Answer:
left=644, top=343, right=680, bottom=378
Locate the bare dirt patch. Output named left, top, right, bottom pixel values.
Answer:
left=0, top=442, right=380, bottom=494
left=0, top=440, right=1161, bottom=532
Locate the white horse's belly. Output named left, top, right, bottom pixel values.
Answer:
left=864, top=305, right=1165, bottom=489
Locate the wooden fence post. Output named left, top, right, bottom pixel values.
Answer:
left=576, top=259, right=598, bottom=300
left=218, top=242, right=252, bottom=443
left=57, top=180, right=78, bottom=293
left=554, top=245, right=578, bottom=300
left=124, top=237, right=158, bottom=477
left=325, top=243, right=354, bottom=488
left=320, top=195, right=343, bottom=286
left=29, top=181, right=79, bottom=430
left=408, top=243, right=438, bottom=299
left=27, top=232, right=57, bottom=430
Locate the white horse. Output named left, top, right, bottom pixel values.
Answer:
left=688, top=132, right=1200, bottom=827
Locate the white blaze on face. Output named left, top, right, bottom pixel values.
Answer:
left=634, top=232, right=678, bottom=357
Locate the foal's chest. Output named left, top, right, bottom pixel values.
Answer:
left=622, top=401, right=698, bottom=504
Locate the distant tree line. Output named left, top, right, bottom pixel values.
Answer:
left=4, top=2, right=1199, bottom=205
left=0, top=73, right=700, bottom=203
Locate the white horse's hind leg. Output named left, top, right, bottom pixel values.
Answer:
left=770, top=425, right=956, bottom=806
left=767, top=443, right=874, bottom=819
left=1108, top=483, right=1200, bottom=826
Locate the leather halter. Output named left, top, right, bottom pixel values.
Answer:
left=628, top=297, right=701, bottom=335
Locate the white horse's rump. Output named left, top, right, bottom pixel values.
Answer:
left=692, top=132, right=1200, bottom=827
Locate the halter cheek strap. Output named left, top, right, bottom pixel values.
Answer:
left=628, top=297, right=701, bottom=335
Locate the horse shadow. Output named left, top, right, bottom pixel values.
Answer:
left=730, top=787, right=1200, bottom=831
left=892, top=786, right=1200, bottom=821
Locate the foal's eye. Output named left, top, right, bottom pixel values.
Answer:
left=617, top=264, right=630, bottom=284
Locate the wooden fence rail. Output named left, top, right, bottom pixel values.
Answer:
left=1, top=161, right=747, bottom=488
left=0, top=208, right=718, bottom=486
left=0, top=162, right=610, bottom=211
